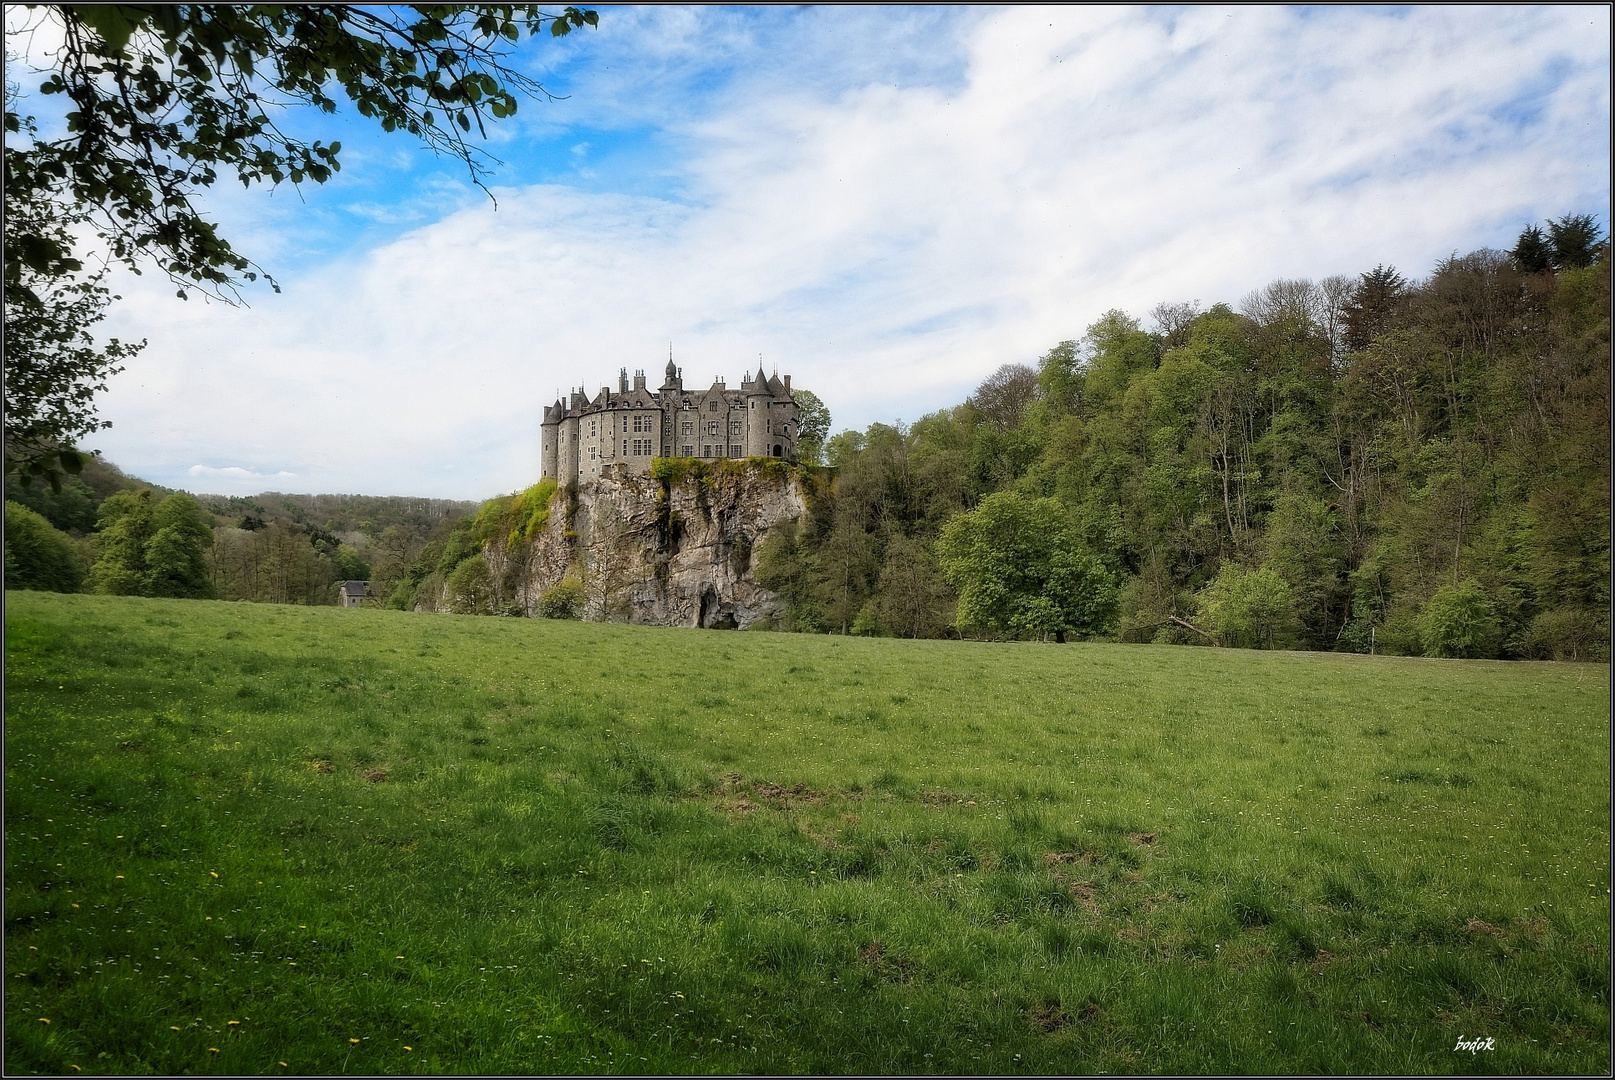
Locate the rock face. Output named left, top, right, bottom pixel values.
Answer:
left=512, top=460, right=807, bottom=628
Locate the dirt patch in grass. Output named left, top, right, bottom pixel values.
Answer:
left=306, top=758, right=334, bottom=774
left=1128, top=831, right=1157, bottom=846
left=712, top=772, right=828, bottom=810
left=753, top=780, right=824, bottom=806
left=858, top=939, right=919, bottom=982
left=1044, top=851, right=1098, bottom=866
left=360, top=767, right=389, bottom=784
left=1028, top=1000, right=1070, bottom=1033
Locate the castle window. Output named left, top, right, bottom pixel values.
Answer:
left=683, top=444, right=693, bottom=456
left=730, top=421, right=742, bottom=436
left=703, top=445, right=712, bottom=457
left=707, top=420, right=719, bottom=436
left=682, top=421, right=693, bottom=435
left=766, top=420, right=772, bottom=434
left=622, top=439, right=628, bottom=455
left=730, top=444, right=742, bottom=457
left=710, top=401, right=719, bottom=411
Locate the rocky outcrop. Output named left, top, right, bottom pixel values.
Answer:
left=512, top=460, right=807, bottom=628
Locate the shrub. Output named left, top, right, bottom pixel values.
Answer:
left=538, top=577, right=584, bottom=619
left=445, top=554, right=493, bottom=614
left=1419, top=579, right=1501, bottom=659
left=1199, top=563, right=1294, bottom=649
left=4, top=500, right=85, bottom=592
left=849, top=604, right=882, bottom=636
left=1377, top=609, right=1424, bottom=656
left=1519, top=606, right=1608, bottom=661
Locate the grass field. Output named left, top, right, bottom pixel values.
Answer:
left=3, top=591, right=1609, bottom=1075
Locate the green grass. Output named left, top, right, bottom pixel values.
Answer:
left=4, top=591, right=1609, bottom=1075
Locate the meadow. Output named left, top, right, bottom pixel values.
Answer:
left=4, top=591, right=1609, bottom=1075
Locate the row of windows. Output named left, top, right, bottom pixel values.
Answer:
left=579, top=441, right=779, bottom=465
left=565, top=421, right=789, bottom=441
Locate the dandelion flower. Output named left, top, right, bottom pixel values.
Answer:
left=228, top=1020, right=240, bottom=1026
left=208, top=1047, right=219, bottom=1053
left=396, top=955, right=404, bottom=960
left=279, top=1063, right=288, bottom=1067
left=170, top=1026, right=181, bottom=1031
left=210, top=872, right=219, bottom=879
left=116, top=875, right=125, bottom=880
left=38, top=1018, right=49, bottom=1024
left=350, top=1038, right=360, bottom=1044
left=403, top=1046, right=412, bottom=1051
left=71, top=1066, right=82, bottom=1072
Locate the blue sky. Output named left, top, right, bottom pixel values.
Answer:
left=7, top=5, right=1610, bottom=498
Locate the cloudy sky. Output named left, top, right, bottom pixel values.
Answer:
left=9, top=5, right=1610, bottom=498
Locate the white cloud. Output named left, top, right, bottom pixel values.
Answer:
left=187, top=465, right=300, bottom=483
left=86, top=6, right=1609, bottom=498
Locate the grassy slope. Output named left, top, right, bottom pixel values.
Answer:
left=4, top=591, right=1608, bottom=1075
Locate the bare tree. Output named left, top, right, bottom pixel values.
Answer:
left=1240, top=278, right=1323, bottom=330
left=1149, top=299, right=1201, bottom=349
left=968, top=363, right=1038, bottom=429
left=1318, top=275, right=1354, bottom=363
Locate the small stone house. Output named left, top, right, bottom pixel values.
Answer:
left=337, top=580, right=372, bottom=608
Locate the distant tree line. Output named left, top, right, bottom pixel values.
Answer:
left=4, top=466, right=478, bottom=607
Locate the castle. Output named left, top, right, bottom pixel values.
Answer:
left=541, top=358, right=799, bottom=484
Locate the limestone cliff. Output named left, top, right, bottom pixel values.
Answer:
left=507, top=460, right=808, bottom=628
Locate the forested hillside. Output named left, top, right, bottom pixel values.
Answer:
left=758, top=227, right=1609, bottom=659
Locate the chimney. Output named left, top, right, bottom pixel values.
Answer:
left=570, top=389, right=584, bottom=410
left=633, top=369, right=646, bottom=391
left=784, top=374, right=791, bottom=392
left=618, top=368, right=629, bottom=394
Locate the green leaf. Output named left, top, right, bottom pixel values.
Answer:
left=68, top=5, right=149, bottom=54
